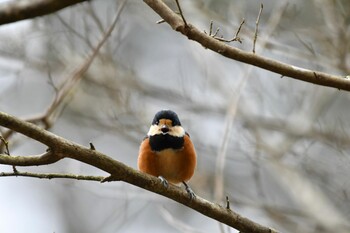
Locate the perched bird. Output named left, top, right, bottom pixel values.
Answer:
left=138, top=110, right=196, bottom=199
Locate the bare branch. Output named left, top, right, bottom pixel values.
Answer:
left=205, top=19, right=245, bottom=43
left=143, top=0, right=350, bottom=92
left=55, top=14, right=95, bottom=50
left=0, top=2, right=126, bottom=151
left=0, top=111, right=278, bottom=233
left=0, top=171, right=104, bottom=181
left=0, top=0, right=91, bottom=25
left=253, top=4, right=264, bottom=53
left=174, top=0, right=187, bottom=27
left=0, top=151, right=62, bottom=166
left=45, top=0, right=126, bottom=120
left=0, top=135, right=17, bottom=172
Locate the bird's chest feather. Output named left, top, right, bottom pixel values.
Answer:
left=149, top=135, right=183, bottom=175
left=155, top=148, right=185, bottom=181
left=147, top=134, right=193, bottom=183
left=155, top=148, right=182, bottom=164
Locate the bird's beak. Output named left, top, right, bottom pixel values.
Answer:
left=160, top=125, right=169, bottom=134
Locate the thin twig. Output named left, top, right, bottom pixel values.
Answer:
left=55, top=14, right=95, bottom=50
left=89, top=142, right=96, bottom=150
left=174, top=0, right=187, bottom=26
left=86, top=2, right=105, bottom=35
left=209, top=20, right=213, bottom=35
left=0, top=136, right=18, bottom=173
left=216, top=19, right=245, bottom=43
left=226, top=196, right=231, bottom=210
left=156, top=19, right=165, bottom=24
left=207, top=20, right=220, bottom=38
left=253, top=4, right=264, bottom=53
left=214, top=69, right=248, bottom=204
left=0, top=171, right=104, bottom=181
left=0, top=1, right=127, bottom=151
left=205, top=19, right=245, bottom=44
left=234, top=19, right=245, bottom=42
left=212, top=28, right=220, bottom=37
left=46, top=0, right=127, bottom=119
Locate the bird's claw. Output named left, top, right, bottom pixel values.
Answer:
left=183, top=181, right=196, bottom=200
left=158, top=176, right=169, bottom=188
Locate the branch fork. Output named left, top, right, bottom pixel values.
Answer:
left=204, top=19, right=245, bottom=44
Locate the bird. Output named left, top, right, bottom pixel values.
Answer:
left=138, top=110, right=197, bottom=199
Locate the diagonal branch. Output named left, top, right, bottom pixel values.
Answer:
left=143, top=0, right=350, bottom=92
left=0, top=0, right=91, bottom=25
left=43, top=0, right=126, bottom=122
left=0, top=1, right=126, bottom=152
left=0, top=111, right=278, bottom=233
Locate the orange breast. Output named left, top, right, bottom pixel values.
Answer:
left=138, top=135, right=196, bottom=185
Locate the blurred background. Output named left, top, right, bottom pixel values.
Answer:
left=0, top=0, right=349, bottom=232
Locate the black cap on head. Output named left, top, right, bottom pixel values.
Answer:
left=152, top=110, right=181, bottom=126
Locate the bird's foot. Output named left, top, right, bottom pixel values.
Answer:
left=158, top=176, right=169, bottom=188
left=183, top=181, right=196, bottom=200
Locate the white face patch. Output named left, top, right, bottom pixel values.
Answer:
left=147, top=125, right=160, bottom=136
left=147, top=125, right=185, bottom=137
left=170, top=125, right=185, bottom=137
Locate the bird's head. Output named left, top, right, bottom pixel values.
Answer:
left=147, top=110, right=185, bottom=138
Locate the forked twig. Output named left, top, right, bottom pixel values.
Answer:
left=205, top=19, right=245, bottom=44
left=0, top=136, right=17, bottom=173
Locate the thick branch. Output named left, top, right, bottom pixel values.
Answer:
left=143, top=0, right=350, bottom=92
left=0, top=0, right=90, bottom=25
left=0, top=111, right=278, bottom=233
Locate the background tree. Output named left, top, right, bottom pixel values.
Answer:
left=0, top=0, right=349, bottom=233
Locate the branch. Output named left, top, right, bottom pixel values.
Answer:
left=0, top=135, right=17, bottom=172
left=143, top=0, right=350, bottom=92
left=0, top=151, right=62, bottom=166
left=0, top=1, right=125, bottom=151
left=0, top=111, right=278, bottom=233
left=0, top=0, right=91, bottom=25
left=45, top=0, right=126, bottom=122
left=253, top=4, right=263, bottom=53
left=174, top=0, right=187, bottom=27
left=205, top=19, right=245, bottom=43
left=0, top=171, right=104, bottom=181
